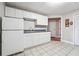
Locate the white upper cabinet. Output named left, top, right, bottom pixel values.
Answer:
left=36, top=14, right=48, bottom=25
left=5, top=6, right=24, bottom=18
left=24, top=21, right=35, bottom=30
left=2, top=17, right=24, bottom=30
left=5, top=6, right=16, bottom=17
left=15, top=9, right=24, bottom=18
left=23, top=10, right=32, bottom=18
left=5, top=6, right=48, bottom=25
left=0, top=2, right=4, bottom=17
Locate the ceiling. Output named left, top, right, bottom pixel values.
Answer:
left=6, top=2, right=79, bottom=16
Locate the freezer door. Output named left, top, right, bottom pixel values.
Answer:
left=2, top=31, right=24, bottom=56
left=2, top=17, right=24, bottom=30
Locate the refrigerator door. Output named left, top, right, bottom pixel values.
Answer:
left=0, top=18, right=2, bottom=56
left=2, top=31, right=24, bottom=56
left=2, top=17, right=24, bottom=30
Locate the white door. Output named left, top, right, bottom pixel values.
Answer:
left=75, top=15, right=79, bottom=45
left=48, top=22, right=57, bottom=37
left=2, top=31, right=24, bottom=56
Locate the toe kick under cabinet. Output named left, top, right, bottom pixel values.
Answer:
left=24, top=32, right=51, bottom=49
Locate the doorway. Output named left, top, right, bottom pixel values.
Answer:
left=48, top=18, right=61, bottom=41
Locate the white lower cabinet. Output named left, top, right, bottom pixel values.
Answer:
left=2, top=31, right=24, bottom=56
left=24, top=32, right=51, bottom=49
left=2, top=31, right=51, bottom=55
left=38, top=33, right=51, bottom=44
left=24, top=34, right=33, bottom=48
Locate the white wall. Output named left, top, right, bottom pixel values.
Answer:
left=0, top=2, right=5, bottom=17
left=48, top=15, right=62, bottom=18
left=48, top=14, right=74, bottom=44
left=61, top=14, right=74, bottom=44
left=48, top=10, right=79, bottom=44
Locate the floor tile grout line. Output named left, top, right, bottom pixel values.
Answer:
left=65, top=47, right=75, bottom=56
left=16, top=41, right=77, bottom=56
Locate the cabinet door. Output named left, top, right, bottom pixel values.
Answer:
left=42, top=16, right=48, bottom=25
left=23, top=11, right=31, bottom=18
left=5, top=6, right=16, bottom=17
left=39, top=32, right=51, bottom=44
left=23, top=11, right=37, bottom=19
left=24, top=34, right=33, bottom=48
left=16, top=9, right=24, bottom=18
left=36, top=15, right=48, bottom=25
left=30, top=33, right=40, bottom=46
left=32, top=33, right=51, bottom=46
left=2, top=31, right=24, bottom=56
left=24, top=21, right=35, bottom=30
left=2, top=17, right=24, bottom=30
left=0, top=2, right=4, bottom=17
left=33, top=33, right=50, bottom=44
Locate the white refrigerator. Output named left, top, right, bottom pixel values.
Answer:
left=2, top=17, right=24, bottom=56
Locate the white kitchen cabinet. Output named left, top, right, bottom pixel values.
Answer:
left=5, top=6, right=16, bottom=17
left=23, top=11, right=36, bottom=19
left=2, top=31, right=24, bottom=56
left=30, top=12, right=37, bottom=19
left=2, top=17, right=24, bottom=30
left=23, top=11, right=31, bottom=18
left=5, top=6, right=48, bottom=25
left=42, top=16, right=48, bottom=25
left=16, top=9, right=24, bottom=18
left=24, top=21, right=35, bottom=30
left=24, top=34, right=33, bottom=48
left=36, top=14, right=48, bottom=25
left=0, top=2, right=4, bottom=17
left=32, top=32, right=51, bottom=45
left=24, top=32, right=51, bottom=49
left=5, top=6, right=24, bottom=18
left=39, top=32, right=50, bottom=44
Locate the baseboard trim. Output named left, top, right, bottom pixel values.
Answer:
left=61, top=40, right=74, bottom=45
left=7, top=51, right=24, bottom=56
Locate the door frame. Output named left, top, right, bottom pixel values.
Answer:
left=48, top=17, right=61, bottom=41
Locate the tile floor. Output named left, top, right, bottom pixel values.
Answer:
left=16, top=41, right=79, bottom=56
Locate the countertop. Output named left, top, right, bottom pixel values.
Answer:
left=24, top=30, right=47, bottom=33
